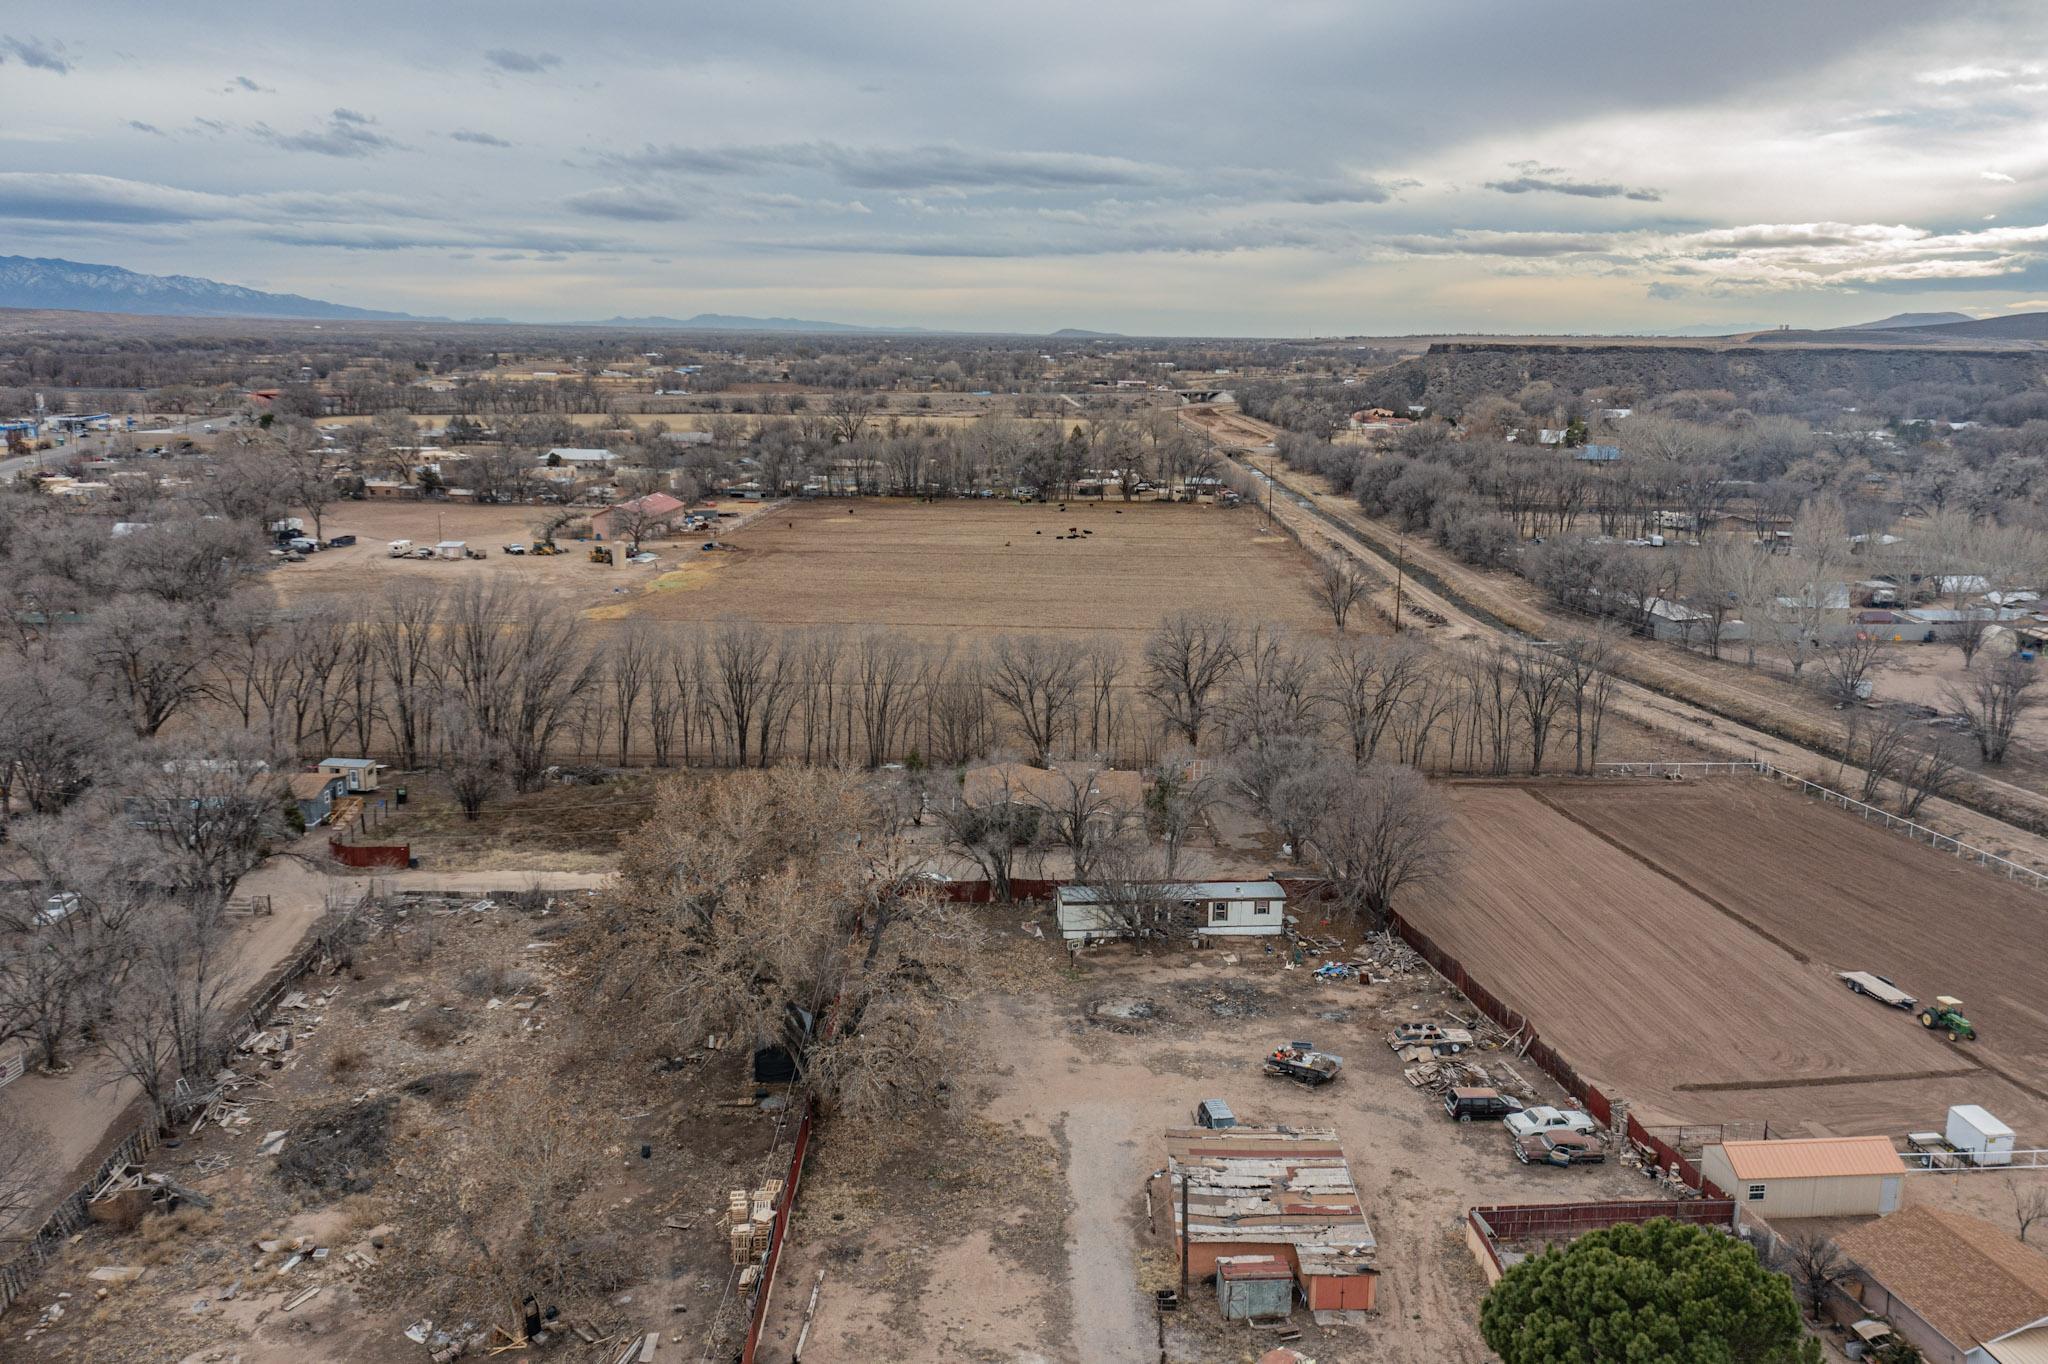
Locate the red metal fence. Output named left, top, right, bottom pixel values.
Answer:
left=328, top=838, right=410, bottom=869
left=1386, top=910, right=1727, bottom=1197
left=740, top=1105, right=815, bottom=1364
left=1472, top=1198, right=1736, bottom=1243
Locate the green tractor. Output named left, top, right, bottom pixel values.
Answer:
left=1918, top=996, right=1978, bottom=1042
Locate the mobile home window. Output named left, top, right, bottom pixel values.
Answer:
left=1746, top=1184, right=1767, bottom=1202
left=1253, top=900, right=1272, bottom=915
left=1210, top=903, right=1229, bottom=923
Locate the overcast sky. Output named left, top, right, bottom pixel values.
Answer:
left=5, top=1, right=2048, bottom=334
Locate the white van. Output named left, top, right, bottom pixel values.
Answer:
left=387, top=539, right=414, bottom=557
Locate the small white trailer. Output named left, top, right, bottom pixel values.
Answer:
left=1838, top=971, right=1917, bottom=1010
left=1947, top=1104, right=2015, bottom=1166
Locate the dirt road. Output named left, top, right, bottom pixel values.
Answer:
left=1181, top=404, right=2048, bottom=871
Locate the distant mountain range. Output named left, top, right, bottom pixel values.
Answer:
left=0, top=255, right=420, bottom=320
left=571, top=312, right=932, bottom=334
left=1839, top=311, right=1977, bottom=330
left=1752, top=310, right=2048, bottom=345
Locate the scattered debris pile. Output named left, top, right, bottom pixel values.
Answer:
left=86, top=1165, right=212, bottom=1230
left=717, top=1177, right=786, bottom=1288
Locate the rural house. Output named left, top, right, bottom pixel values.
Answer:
left=1164, top=1125, right=1378, bottom=1313
left=546, top=446, right=618, bottom=468
left=318, top=757, right=381, bottom=793
left=591, top=491, right=689, bottom=542
left=1700, top=1136, right=1905, bottom=1220
left=1056, top=880, right=1287, bottom=942
left=289, top=772, right=345, bottom=828
left=1832, top=1207, right=2048, bottom=1364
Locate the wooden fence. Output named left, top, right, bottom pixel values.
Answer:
left=0, top=903, right=353, bottom=1319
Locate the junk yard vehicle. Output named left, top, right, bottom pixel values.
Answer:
left=1389, top=1022, right=1473, bottom=1055
left=1444, top=1087, right=1525, bottom=1122
left=1839, top=971, right=1917, bottom=1010
left=1918, top=996, right=1978, bottom=1042
left=1505, top=1106, right=1600, bottom=1140
left=1263, top=1041, right=1343, bottom=1087
left=1515, top=1131, right=1606, bottom=1167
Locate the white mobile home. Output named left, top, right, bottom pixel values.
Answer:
left=1056, top=880, right=1287, bottom=943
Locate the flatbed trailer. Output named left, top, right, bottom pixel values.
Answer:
left=1838, top=971, right=1917, bottom=1010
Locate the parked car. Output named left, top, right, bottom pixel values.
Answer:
left=1193, top=1099, right=1237, bottom=1129
left=1390, top=1021, right=1473, bottom=1055
left=1505, top=1106, right=1600, bottom=1140
left=1515, top=1131, right=1606, bottom=1167
left=287, top=536, right=318, bottom=553
left=326, top=534, right=356, bottom=548
left=1390, top=1021, right=1464, bottom=1048
left=1444, top=1087, right=1524, bottom=1122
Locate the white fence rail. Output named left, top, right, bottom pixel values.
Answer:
left=1902, top=1148, right=2048, bottom=1173
left=1594, top=760, right=2048, bottom=896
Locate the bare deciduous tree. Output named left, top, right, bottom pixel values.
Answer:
left=1323, top=634, right=1429, bottom=764
left=1897, top=735, right=1963, bottom=818
left=578, top=769, right=976, bottom=1118
left=985, top=635, right=1084, bottom=767
left=2012, top=1176, right=2048, bottom=1243
left=1945, top=654, right=2040, bottom=764
left=1298, top=762, right=1453, bottom=929
left=1774, top=1230, right=1847, bottom=1320
left=938, top=775, right=1043, bottom=905
left=1142, top=614, right=1239, bottom=747
left=1314, top=557, right=1375, bottom=632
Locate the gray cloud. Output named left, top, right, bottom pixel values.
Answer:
left=450, top=129, right=512, bottom=148
left=564, top=187, right=690, bottom=222
left=226, top=75, right=273, bottom=93
left=127, top=120, right=163, bottom=136
left=617, top=141, right=1169, bottom=191
left=1486, top=175, right=1662, bottom=201
left=2, top=35, right=73, bottom=73
left=485, top=48, right=562, bottom=74
left=1383, top=230, right=1619, bottom=258
left=1289, top=179, right=1393, bottom=205
left=257, top=109, right=402, bottom=158
left=761, top=220, right=1329, bottom=259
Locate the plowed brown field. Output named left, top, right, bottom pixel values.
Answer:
left=1402, top=779, right=2048, bottom=1139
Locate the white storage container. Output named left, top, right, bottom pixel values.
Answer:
left=1946, top=1104, right=2015, bottom=1166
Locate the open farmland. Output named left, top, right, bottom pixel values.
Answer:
left=615, top=497, right=1349, bottom=652
left=1400, top=778, right=2048, bottom=1141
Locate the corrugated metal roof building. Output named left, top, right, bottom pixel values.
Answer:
left=1165, top=1125, right=1378, bottom=1313
left=1700, top=1136, right=1905, bottom=1219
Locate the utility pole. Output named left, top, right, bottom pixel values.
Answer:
left=1393, top=537, right=1406, bottom=631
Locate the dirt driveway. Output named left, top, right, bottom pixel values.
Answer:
left=764, top=939, right=1654, bottom=1363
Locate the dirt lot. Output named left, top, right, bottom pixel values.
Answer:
left=269, top=497, right=1343, bottom=657
left=760, top=932, right=1660, bottom=1364
left=620, top=497, right=1349, bottom=655
left=265, top=501, right=758, bottom=622
left=7, top=894, right=788, bottom=1364
left=1401, top=777, right=2048, bottom=1140
left=360, top=773, right=656, bottom=874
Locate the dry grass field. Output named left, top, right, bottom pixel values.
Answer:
left=1401, top=778, right=2048, bottom=1140
left=270, top=497, right=1345, bottom=655
left=599, top=497, right=1350, bottom=652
